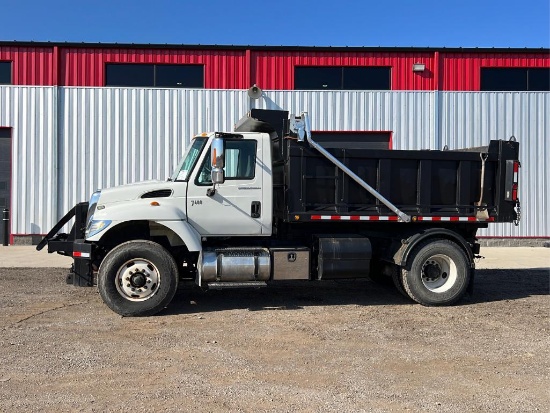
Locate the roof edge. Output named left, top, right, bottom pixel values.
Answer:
left=0, top=40, right=548, bottom=53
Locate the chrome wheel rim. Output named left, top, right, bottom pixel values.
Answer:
left=115, top=259, right=160, bottom=301
left=421, top=254, right=457, bottom=293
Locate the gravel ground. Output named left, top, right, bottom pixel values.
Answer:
left=0, top=265, right=548, bottom=412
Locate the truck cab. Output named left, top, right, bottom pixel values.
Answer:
left=87, top=131, right=273, bottom=245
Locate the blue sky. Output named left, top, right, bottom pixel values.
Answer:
left=1, top=0, right=548, bottom=47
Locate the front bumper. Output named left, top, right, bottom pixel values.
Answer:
left=36, top=202, right=94, bottom=287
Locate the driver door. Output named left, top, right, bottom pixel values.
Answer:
left=186, top=138, right=263, bottom=236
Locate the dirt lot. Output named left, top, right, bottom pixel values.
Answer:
left=0, top=262, right=548, bottom=412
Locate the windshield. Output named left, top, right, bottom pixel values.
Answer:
left=171, top=137, right=208, bottom=181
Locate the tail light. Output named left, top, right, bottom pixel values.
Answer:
left=505, top=160, right=520, bottom=201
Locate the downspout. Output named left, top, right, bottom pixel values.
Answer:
left=53, top=45, right=60, bottom=229
left=434, top=51, right=442, bottom=149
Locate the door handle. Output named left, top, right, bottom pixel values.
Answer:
left=251, top=201, right=261, bottom=218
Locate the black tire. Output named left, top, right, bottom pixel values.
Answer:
left=98, top=240, right=179, bottom=316
left=400, top=239, right=470, bottom=306
left=391, top=265, right=409, bottom=298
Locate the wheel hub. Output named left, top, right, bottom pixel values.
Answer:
left=423, top=261, right=441, bottom=281
left=130, top=272, right=146, bottom=288
left=420, top=254, right=456, bottom=292
left=115, top=259, right=160, bottom=302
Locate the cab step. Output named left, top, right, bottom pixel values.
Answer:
left=207, top=281, right=267, bottom=290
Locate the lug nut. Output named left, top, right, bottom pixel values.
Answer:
left=131, top=288, right=135, bottom=292
left=147, top=280, right=151, bottom=284
left=125, top=277, right=130, bottom=281
left=126, top=283, right=131, bottom=287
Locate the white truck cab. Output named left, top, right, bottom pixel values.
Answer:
left=87, top=131, right=273, bottom=247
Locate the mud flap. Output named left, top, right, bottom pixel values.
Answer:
left=66, top=240, right=93, bottom=287
left=467, top=267, right=475, bottom=295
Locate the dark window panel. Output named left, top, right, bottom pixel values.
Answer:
left=0, top=62, right=12, bottom=85
left=527, top=68, right=550, bottom=91
left=343, top=67, right=391, bottom=90
left=481, top=68, right=528, bottom=91
left=105, top=64, right=155, bottom=87
left=295, top=67, right=342, bottom=90
left=155, top=64, right=204, bottom=88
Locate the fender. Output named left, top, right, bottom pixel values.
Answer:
left=86, top=200, right=202, bottom=252
left=154, top=220, right=202, bottom=252
left=88, top=219, right=202, bottom=252
left=393, top=228, right=475, bottom=268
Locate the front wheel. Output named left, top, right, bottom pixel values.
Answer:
left=98, top=240, right=179, bottom=316
left=400, top=239, right=470, bottom=306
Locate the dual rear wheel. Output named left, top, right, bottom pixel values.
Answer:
left=372, top=239, right=471, bottom=306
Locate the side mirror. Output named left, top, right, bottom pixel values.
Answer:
left=211, top=137, right=225, bottom=185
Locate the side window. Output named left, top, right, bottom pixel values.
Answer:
left=105, top=63, right=205, bottom=88
left=196, top=140, right=257, bottom=185
left=480, top=68, right=550, bottom=91
left=294, top=66, right=391, bottom=90
left=0, top=61, right=12, bottom=85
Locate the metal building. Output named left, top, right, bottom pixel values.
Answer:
left=0, top=42, right=548, bottom=243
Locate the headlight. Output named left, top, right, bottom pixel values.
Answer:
left=85, top=220, right=112, bottom=238
left=87, top=190, right=102, bottom=226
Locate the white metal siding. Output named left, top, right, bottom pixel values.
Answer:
left=57, top=88, right=248, bottom=215
left=0, top=86, right=57, bottom=235
left=1, top=86, right=547, bottom=238
left=440, top=92, right=549, bottom=237
left=256, top=91, right=436, bottom=150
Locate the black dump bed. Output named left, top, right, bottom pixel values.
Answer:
left=235, top=109, right=520, bottom=224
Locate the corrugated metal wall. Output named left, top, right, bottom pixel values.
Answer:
left=254, top=91, right=435, bottom=149
left=57, top=88, right=248, bottom=215
left=60, top=48, right=248, bottom=88
left=1, top=86, right=547, bottom=238
left=440, top=92, right=549, bottom=237
left=441, top=53, right=550, bottom=90
left=0, top=47, right=56, bottom=85
left=252, top=51, right=436, bottom=90
left=0, top=86, right=57, bottom=234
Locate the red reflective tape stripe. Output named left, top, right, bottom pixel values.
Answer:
left=310, top=214, right=492, bottom=222
left=73, top=251, right=82, bottom=257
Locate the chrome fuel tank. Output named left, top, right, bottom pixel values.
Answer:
left=200, top=248, right=270, bottom=282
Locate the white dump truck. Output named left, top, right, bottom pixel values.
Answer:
left=38, top=109, right=521, bottom=316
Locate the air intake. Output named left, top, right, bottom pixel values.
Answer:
left=141, top=189, right=173, bottom=199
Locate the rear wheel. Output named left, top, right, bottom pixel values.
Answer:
left=400, top=239, right=470, bottom=306
left=98, top=240, right=179, bottom=316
